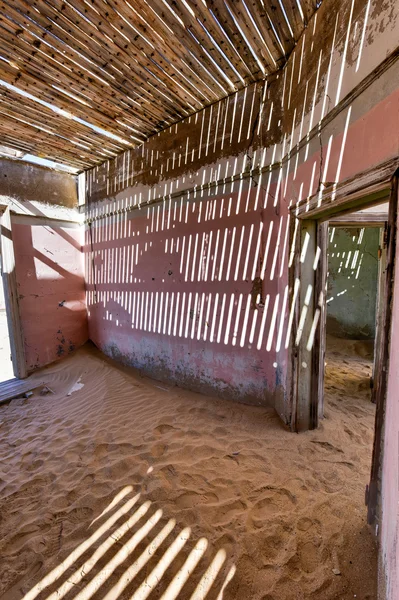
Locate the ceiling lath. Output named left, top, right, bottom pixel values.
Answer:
left=0, top=0, right=320, bottom=170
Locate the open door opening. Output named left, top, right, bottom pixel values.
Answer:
left=0, top=270, right=14, bottom=383
left=290, top=167, right=398, bottom=546
left=322, top=218, right=387, bottom=540
left=324, top=220, right=385, bottom=409
left=0, top=206, right=27, bottom=382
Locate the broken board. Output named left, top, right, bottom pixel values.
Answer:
left=0, top=378, right=46, bottom=406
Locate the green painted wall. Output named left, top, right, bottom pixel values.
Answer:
left=326, top=226, right=380, bottom=339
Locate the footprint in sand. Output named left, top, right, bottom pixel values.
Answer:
left=294, top=517, right=326, bottom=572
left=253, top=524, right=293, bottom=567
left=248, top=489, right=296, bottom=529
left=176, top=490, right=218, bottom=509
left=263, top=576, right=306, bottom=600
left=65, top=506, right=94, bottom=523
left=0, top=560, right=43, bottom=600
left=296, top=517, right=321, bottom=533
left=201, top=497, right=246, bottom=528
left=298, top=540, right=322, bottom=573
left=150, top=442, right=167, bottom=457
left=50, top=495, right=69, bottom=510
left=2, top=524, right=43, bottom=555
left=153, top=424, right=178, bottom=436
left=310, top=440, right=343, bottom=454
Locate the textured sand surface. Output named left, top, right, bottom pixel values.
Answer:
left=0, top=337, right=377, bottom=599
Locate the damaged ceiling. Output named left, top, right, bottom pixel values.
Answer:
left=0, top=0, right=320, bottom=170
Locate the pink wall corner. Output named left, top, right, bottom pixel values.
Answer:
left=12, top=219, right=88, bottom=371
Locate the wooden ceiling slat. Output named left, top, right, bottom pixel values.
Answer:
left=0, top=30, right=161, bottom=143
left=166, top=0, right=256, bottom=82
left=88, top=0, right=227, bottom=100
left=0, top=24, right=152, bottom=136
left=299, top=0, right=318, bottom=23
left=122, top=0, right=246, bottom=90
left=261, top=2, right=297, bottom=55
left=5, top=0, right=197, bottom=130
left=2, top=0, right=198, bottom=127
left=0, top=88, right=123, bottom=156
left=45, top=0, right=227, bottom=104
left=134, top=0, right=257, bottom=83
left=118, top=0, right=242, bottom=100
left=226, top=0, right=286, bottom=67
left=0, top=0, right=321, bottom=169
left=278, top=0, right=306, bottom=40
left=0, top=59, right=140, bottom=140
left=0, top=109, right=101, bottom=165
left=204, top=0, right=264, bottom=76
left=0, top=135, right=34, bottom=154
left=223, top=0, right=279, bottom=73
left=0, top=121, right=90, bottom=168
left=55, top=0, right=214, bottom=111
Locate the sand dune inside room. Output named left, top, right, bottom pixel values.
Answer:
left=0, top=338, right=376, bottom=600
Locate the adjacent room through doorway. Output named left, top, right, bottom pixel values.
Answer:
left=325, top=222, right=382, bottom=403
left=322, top=220, right=383, bottom=544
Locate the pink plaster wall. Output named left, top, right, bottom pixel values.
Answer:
left=12, top=218, right=88, bottom=372
left=86, top=179, right=289, bottom=407
left=84, top=0, right=399, bottom=418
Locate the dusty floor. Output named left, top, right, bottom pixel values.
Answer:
left=0, top=337, right=377, bottom=600
left=0, top=310, right=14, bottom=383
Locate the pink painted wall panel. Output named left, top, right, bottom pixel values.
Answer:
left=283, top=81, right=399, bottom=208
left=86, top=183, right=290, bottom=407
left=12, top=219, right=88, bottom=372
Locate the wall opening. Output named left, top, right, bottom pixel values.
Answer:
left=321, top=220, right=382, bottom=595
left=0, top=272, right=14, bottom=383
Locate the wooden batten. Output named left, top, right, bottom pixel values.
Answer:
left=0, top=0, right=315, bottom=168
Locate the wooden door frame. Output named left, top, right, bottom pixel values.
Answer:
left=289, top=158, right=397, bottom=432
left=371, top=227, right=387, bottom=401
left=289, top=160, right=398, bottom=531
left=0, top=205, right=27, bottom=379
left=366, top=172, right=398, bottom=526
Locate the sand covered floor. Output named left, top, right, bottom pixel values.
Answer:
left=0, top=337, right=377, bottom=600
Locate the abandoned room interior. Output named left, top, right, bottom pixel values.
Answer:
left=0, top=0, right=398, bottom=598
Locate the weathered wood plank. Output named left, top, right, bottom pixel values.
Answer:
left=294, top=158, right=396, bottom=220
left=367, top=171, right=398, bottom=526
left=329, top=212, right=388, bottom=226
left=0, top=378, right=46, bottom=404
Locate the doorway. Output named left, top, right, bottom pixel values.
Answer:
left=0, top=205, right=27, bottom=381
left=288, top=163, right=398, bottom=530
left=0, top=275, right=14, bottom=382
left=290, top=172, right=398, bottom=538
left=322, top=218, right=387, bottom=541
left=325, top=219, right=387, bottom=408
